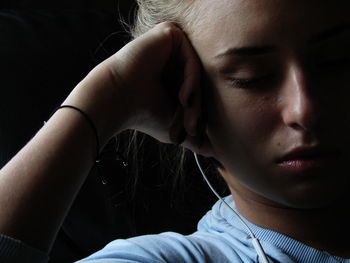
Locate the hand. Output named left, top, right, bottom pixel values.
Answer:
left=105, top=22, right=212, bottom=155
left=0, top=23, right=212, bottom=252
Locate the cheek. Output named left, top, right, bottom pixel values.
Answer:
left=206, top=89, right=283, bottom=198
left=207, top=87, right=278, bottom=159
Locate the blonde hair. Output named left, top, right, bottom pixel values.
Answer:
left=115, top=0, right=198, bottom=198
left=131, top=0, right=195, bottom=38
left=119, top=0, right=225, bottom=199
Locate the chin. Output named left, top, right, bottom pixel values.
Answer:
left=264, top=163, right=350, bottom=209
left=276, top=183, right=349, bottom=210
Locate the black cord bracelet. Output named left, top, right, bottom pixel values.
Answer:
left=48, top=105, right=100, bottom=161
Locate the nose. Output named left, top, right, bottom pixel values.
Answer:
left=280, top=64, right=320, bottom=132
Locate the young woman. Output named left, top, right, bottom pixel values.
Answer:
left=1, top=0, right=350, bottom=262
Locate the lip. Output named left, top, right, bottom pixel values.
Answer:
left=275, top=146, right=342, bottom=172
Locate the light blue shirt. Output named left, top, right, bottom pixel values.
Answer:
left=1, top=196, right=349, bottom=262
left=77, top=196, right=350, bottom=263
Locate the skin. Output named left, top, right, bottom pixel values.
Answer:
left=0, top=0, right=349, bottom=260
left=185, top=0, right=350, bottom=257
left=0, top=23, right=204, bottom=252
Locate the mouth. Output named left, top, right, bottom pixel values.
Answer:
left=275, top=146, right=342, bottom=172
left=277, top=156, right=338, bottom=172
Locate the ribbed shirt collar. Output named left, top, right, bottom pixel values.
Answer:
left=218, top=196, right=350, bottom=263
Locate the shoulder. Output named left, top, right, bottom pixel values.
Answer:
left=76, top=231, right=244, bottom=263
left=76, top=197, right=258, bottom=263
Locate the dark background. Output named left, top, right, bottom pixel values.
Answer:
left=0, top=1, right=228, bottom=261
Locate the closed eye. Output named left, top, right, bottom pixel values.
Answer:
left=228, top=75, right=273, bottom=89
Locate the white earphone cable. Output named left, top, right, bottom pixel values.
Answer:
left=193, top=152, right=269, bottom=263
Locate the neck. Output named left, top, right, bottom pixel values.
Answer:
left=231, top=188, right=350, bottom=258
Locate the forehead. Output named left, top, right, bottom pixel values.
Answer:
left=188, top=0, right=349, bottom=63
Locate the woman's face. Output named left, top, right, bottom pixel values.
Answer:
left=188, top=0, right=350, bottom=209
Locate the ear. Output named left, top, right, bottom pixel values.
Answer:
left=168, top=103, right=216, bottom=157
left=180, top=124, right=217, bottom=158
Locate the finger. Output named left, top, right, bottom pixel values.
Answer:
left=169, top=104, right=187, bottom=145
left=171, top=29, right=202, bottom=137
left=176, top=31, right=201, bottom=108
left=113, top=22, right=181, bottom=85
left=183, top=85, right=202, bottom=137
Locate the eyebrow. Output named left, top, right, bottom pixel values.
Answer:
left=214, top=45, right=276, bottom=59
left=309, top=23, right=350, bottom=43
left=214, top=23, right=350, bottom=60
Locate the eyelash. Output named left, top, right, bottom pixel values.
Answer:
left=227, top=56, right=350, bottom=89
left=228, top=75, right=272, bottom=89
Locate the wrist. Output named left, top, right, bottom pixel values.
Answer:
left=61, top=59, right=131, bottom=149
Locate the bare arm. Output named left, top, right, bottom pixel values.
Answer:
left=0, top=23, right=207, bottom=254
left=0, top=60, right=126, bottom=253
